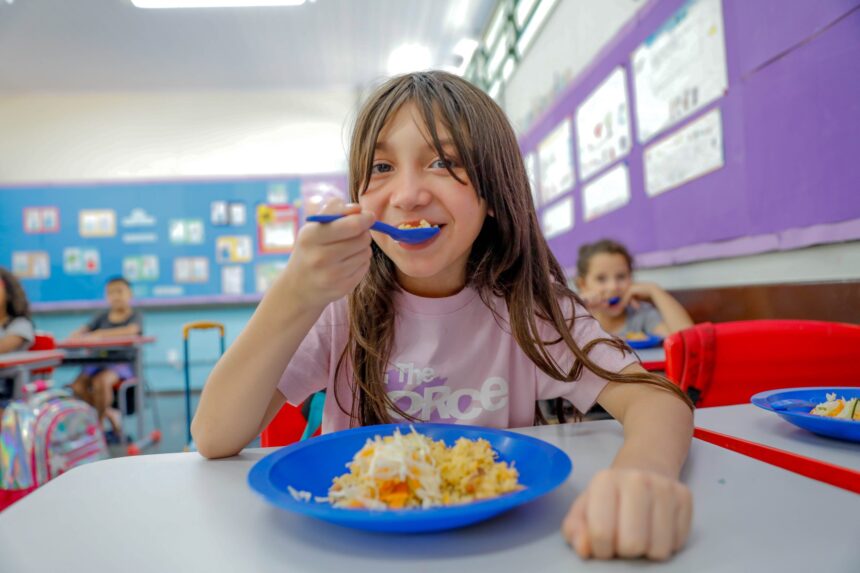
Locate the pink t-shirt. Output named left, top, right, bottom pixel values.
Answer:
left=277, top=287, right=638, bottom=433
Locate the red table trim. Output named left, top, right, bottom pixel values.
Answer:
left=0, top=350, right=66, bottom=368
left=56, top=336, right=156, bottom=349
left=693, top=427, right=860, bottom=494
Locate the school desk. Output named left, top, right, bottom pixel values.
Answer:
left=0, top=350, right=66, bottom=398
left=694, top=403, right=860, bottom=493
left=0, top=419, right=853, bottom=572
left=57, top=335, right=157, bottom=451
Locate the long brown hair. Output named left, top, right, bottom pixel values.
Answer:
left=336, top=71, right=692, bottom=426
left=0, top=267, right=31, bottom=321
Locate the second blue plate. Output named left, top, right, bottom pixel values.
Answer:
left=751, top=387, right=860, bottom=443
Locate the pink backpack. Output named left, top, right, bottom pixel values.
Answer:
left=1, top=386, right=108, bottom=507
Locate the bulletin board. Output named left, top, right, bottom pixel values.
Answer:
left=521, top=0, right=860, bottom=271
left=0, top=177, right=319, bottom=309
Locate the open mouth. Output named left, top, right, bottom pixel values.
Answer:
left=396, top=219, right=443, bottom=230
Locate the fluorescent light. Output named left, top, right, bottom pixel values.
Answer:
left=515, top=0, right=539, bottom=27
left=501, top=56, right=516, bottom=82
left=516, top=0, right=559, bottom=57
left=483, top=4, right=507, bottom=50
left=131, top=0, right=305, bottom=8
left=387, top=43, right=432, bottom=76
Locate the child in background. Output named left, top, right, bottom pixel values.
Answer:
left=576, top=240, right=693, bottom=338
left=0, top=267, right=35, bottom=410
left=70, top=276, right=142, bottom=437
left=193, top=72, right=695, bottom=561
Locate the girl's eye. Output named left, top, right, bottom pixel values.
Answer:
left=431, top=158, right=457, bottom=169
left=371, top=162, right=392, bottom=175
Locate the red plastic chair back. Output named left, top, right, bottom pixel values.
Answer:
left=260, top=402, right=320, bottom=447
left=28, top=332, right=57, bottom=378
left=665, top=320, right=860, bottom=407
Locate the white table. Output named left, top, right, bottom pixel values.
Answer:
left=695, top=403, right=860, bottom=472
left=0, top=349, right=66, bottom=398
left=0, top=420, right=855, bottom=572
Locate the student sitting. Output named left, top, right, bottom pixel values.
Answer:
left=69, top=276, right=142, bottom=437
left=575, top=239, right=693, bottom=338
left=0, top=267, right=35, bottom=410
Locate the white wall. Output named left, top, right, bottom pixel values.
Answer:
left=504, top=0, right=645, bottom=133
left=0, top=89, right=355, bottom=183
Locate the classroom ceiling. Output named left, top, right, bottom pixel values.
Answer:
left=0, top=0, right=496, bottom=92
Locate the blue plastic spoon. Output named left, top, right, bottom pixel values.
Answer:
left=770, top=399, right=817, bottom=412
left=306, top=214, right=440, bottom=244
left=608, top=296, right=621, bottom=306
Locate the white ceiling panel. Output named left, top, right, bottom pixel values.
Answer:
left=0, top=0, right=496, bottom=91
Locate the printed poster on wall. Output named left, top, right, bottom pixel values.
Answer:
left=174, top=257, right=209, bottom=283
left=221, top=266, right=244, bottom=295
left=228, top=202, right=247, bottom=226
left=123, top=255, right=159, bottom=282
left=63, top=248, right=101, bottom=274
left=79, top=210, right=116, bottom=238
left=216, top=236, right=253, bottom=263
left=575, top=67, right=631, bottom=181
left=541, top=196, right=575, bottom=240
left=169, top=219, right=204, bottom=244
left=257, top=205, right=298, bottom=254
left=644, top=108, right=724, bottom=197
left=524, top=152, right=539, bottom=207
left=583, top=163, right=631, bottom=221
left=631, top=0, right=728, bottom=143
left=537, top=118, right=575, bottom=205
left=12, top=251, right=50, bottom=279
left=23, top=207, right=60, bottom=234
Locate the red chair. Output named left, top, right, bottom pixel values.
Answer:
left=28, top=332, right=57, bottom=379
left=260, top=398, right=323, bottom=447
left=665, top=320, right=860, bottom=407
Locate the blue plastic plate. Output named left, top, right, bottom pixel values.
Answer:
left=247, top=423, right=572, bottom=533
left=751, top=387, right=860, bottom=443
left=625, top=334, right=663, bottom=349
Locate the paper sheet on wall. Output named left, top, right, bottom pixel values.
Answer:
left=524, top=152, right=539, bottom=207
left=541, top=196, right=575, bottom=240
left=12, top=251, right=50, bottom=279
left=174, top=257, right=209, bottom=283
left=63, top=248, right=101, bottom=275
left=123, top=255, right=159, bottom=282
left=79, top=210, right=116, bottom=238
left=583, top=163, right=631, bottom=221
left=216, top=236, right=253, bottom=263
left=537, top=119, right=575, bottom=204
left=632, top=0, right=728, bottom=143
left=576, top=67, right=632, bottom=181
left=644, top=108, right=724, bottom=197
left=221, top=266, right=244, bottom=295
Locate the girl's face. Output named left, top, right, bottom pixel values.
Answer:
left=577, top=253, right=632, bottom=317
left=359, top=102, right=487, bottom=297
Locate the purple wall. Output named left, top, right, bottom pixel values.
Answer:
left=522, top=0, right=860, bottom=271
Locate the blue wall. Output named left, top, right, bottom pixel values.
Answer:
left=34, top=305, right=256, bottom=392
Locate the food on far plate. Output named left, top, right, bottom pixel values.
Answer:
left=625, top=331, right=650, bottom=341
left=398, top=219, right=433, bottom=230
left=326, top=427, right=522, bottom=510
left=809, top=393, right=859, bottom=421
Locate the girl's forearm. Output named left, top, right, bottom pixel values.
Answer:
left=650, top=289, right=694, bottom=334
left=612, top=391, right=693, bottom=478
left=192, top=272, right=325, bottom=458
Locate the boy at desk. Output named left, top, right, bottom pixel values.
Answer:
left=70, top=276, right=142, bottom=438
